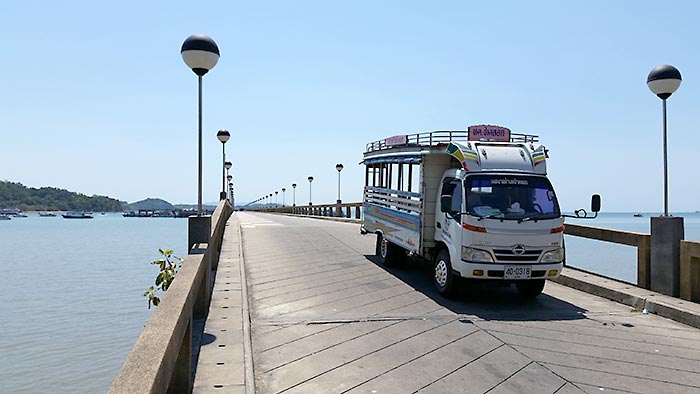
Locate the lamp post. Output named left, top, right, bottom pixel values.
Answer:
left=224, top=161, right=232, bottom=203
left=647, top=65, right=682, bottom=216
left=282, top=188, right=286, bottom=206
left=275, top=191, right=279, bottom=207
left=335, top=163, right=344, bottom=204
left=292, top=183, right=297, bottom=206
left=217, top=129, right=230, bottom=199
left=308, top=176, right=314, bottom=206
left=181, top=34, right=220, bottom=216
left=646, top=64, right=684, bottom=297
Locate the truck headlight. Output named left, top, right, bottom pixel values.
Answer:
left=462, top=247, right=494, bottom=263
left=541, top=248, right=564, bottom=263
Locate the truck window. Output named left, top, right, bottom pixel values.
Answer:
left=465, top=175, right=560, bottom=220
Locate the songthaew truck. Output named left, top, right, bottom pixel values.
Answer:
left=362, top=125, right=600, bottom=298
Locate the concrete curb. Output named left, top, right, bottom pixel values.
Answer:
left=555, top=267, right=700, bottom=329
left=275, top=212, right=363, bottom=224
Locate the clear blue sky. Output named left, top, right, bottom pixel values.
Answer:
left=1, top=1, right=698, bottom=212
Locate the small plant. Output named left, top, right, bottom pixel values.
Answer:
left=143, top=249, right=184, bottom=308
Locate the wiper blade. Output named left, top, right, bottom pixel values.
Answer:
left=477, top=213, right=503, bottom=221
left=518, top=213, right=552, bottom=223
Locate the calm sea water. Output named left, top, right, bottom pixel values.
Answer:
left=0, top=213, right=186, bottom=394
left=1, top=211, right=698, bottom=393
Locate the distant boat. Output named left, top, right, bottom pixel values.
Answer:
left=13, top=212, right=28, bottom=218
left=62, top=212, right=94, bottom=219
left=634, top=213, right=643, bottom=217
left=0, top=214, right=11, bottom=221
left=39, top=212, right=57, bottom=217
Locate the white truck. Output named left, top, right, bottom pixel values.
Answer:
left=362, top=126, right=600, bottom=298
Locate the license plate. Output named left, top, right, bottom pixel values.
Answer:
left=504, top=265, right=531, bottom=280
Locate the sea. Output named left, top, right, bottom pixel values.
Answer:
left=1, top=211, right=699, bottom=393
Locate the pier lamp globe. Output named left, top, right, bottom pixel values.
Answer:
left=292, top=183, right=297, bottom=206
left=647, top=65, right=682, bottom=217
left=227, top=175, right=232, bottom=182
left=308, top=176, right=314, bottom=206
left=217, top=129, right=231, bottom=200
left=335, top=163, right=344, bottom=204
left=181, top=34, right=220, bottom=216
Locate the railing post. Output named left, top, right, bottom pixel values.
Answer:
left=355, top=205, right=361, bottom=219
left=680, top=241, right=700, bottom=302
left=637, top=235, right=651, bottom=289
left=167, top=318, right=192, bottom=394
left=346, top=206, right=350, bottom=218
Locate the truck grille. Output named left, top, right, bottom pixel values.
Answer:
left=493, top=248, right=542, bottom=262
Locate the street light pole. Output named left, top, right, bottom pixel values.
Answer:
left=308, top=176, right=314, bottom=206
left=282, top=188, right=286, bottom=206
left=181, top=34, right=220, bottom=216
left=292, top=183, right=297, bottom=206
left=217, top=130, right=230, bottom=200
left=335, top=163, right=344, bottom=204
left=275, top=191, right=278, bottom=207
left=647, top=64, right=682, bottom=216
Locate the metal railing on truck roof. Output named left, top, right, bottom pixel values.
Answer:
left=365, top=130, right=539, bottom=153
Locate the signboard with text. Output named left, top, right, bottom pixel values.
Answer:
left=385, top=135, right=408, bottom=146
left=468, top=125, right=511, bottom=142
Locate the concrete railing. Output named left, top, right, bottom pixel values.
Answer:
left=255, top=202, right=363, bottom=219
left=564, top=223, right=651, bottom=289
left=565, top=223, right=700, bottom=302
left=110, top=200, right=233, bottom=394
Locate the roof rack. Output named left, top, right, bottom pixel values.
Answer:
left=365, top=130, right=539, bottom=153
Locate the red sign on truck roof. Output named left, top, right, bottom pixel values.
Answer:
left=468, top=125, right=511, bottom=142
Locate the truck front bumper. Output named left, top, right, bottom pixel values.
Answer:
left=453, top=261, right=564, bottom=280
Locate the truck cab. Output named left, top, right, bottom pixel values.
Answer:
left=435, top=169, right=565, bottom=297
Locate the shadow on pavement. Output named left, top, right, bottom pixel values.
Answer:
left=365, top=254, right=588, bottom=322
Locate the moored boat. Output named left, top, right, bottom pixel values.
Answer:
left=62, top=211, right=94, bottom=219
left=0, top=214, right=11, bottom=220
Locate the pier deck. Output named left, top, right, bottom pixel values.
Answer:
left=195, top=212, right=700, bottom=393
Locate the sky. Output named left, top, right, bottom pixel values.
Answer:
left=1, top=1, right=699, bottom=212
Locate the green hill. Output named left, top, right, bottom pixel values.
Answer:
left=125, top=198, right=175, bottom=211
left=0, top=181, right=124, bottom=212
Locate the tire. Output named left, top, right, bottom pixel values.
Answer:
left=376, top=233, right=404, bottom=266
left=433, top=249, right=458, bottom=298
left=516, top=279, right=545, bottom=298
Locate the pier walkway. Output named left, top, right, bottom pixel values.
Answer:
left=195, top=212, right=700, bottom=393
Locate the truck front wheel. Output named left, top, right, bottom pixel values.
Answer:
left=434, top=249, right=457, bottom=298
left=515, top=279, right=545, bottom=298
left=376, top=233, right=404, bottom=266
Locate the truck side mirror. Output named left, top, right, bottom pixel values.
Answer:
left=591, top=194, right=601, bottom=213
left=440, top=195, right=452, bottom=213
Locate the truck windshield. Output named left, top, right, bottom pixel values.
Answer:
left=465, top=175, right=560, bottom=221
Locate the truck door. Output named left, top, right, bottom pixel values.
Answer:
left=437, top=178, right=463, bottom=250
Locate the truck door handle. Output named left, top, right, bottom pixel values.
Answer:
left=436, top=222, right=442, bottom=229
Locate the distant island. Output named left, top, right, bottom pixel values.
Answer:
left=0, top=181, right=123, bottom=212
left=0, top=181, right=218, bottom=212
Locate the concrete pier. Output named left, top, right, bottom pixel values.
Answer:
left=193, top=212, right=700, bottom=393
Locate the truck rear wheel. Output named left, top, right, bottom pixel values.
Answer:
left=434, top=249, right=457, bottom=298
left=376, top=233, right=404, bottom=266
left=515, top=279, right=545, bottom=298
